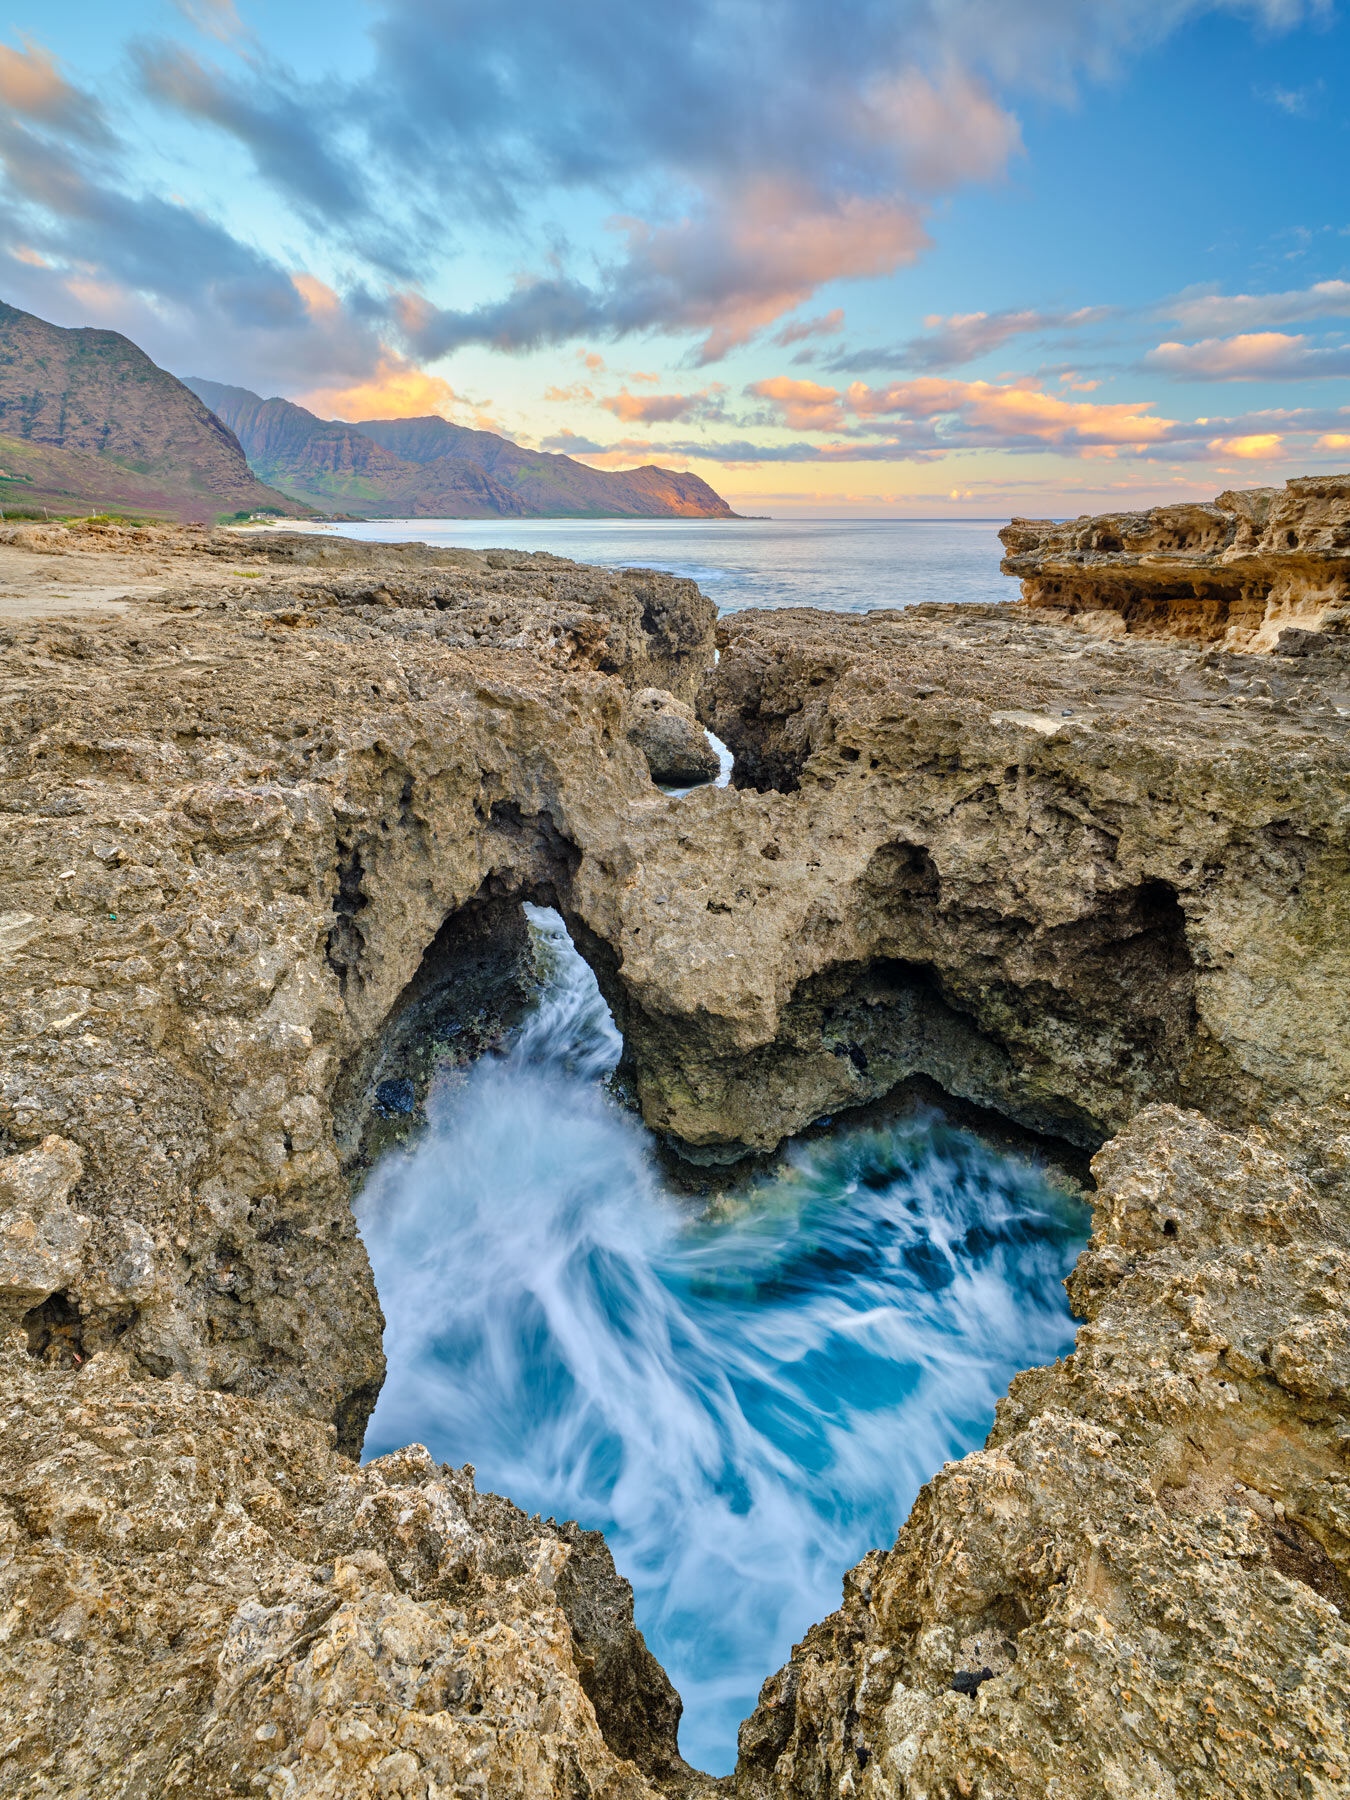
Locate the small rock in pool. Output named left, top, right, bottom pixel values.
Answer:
left=375, top=1077, right=417, bottom=1116
left=950, top=1667, right=994, bottom=1697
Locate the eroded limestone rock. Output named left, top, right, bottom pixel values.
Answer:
left=1001, top=473, right=1350, bottom=652
left=0, top=1347, right=700, bottom=1799
left=732, top=1103, right=1350, bottom=1800
left=627, top=688, right=720, bottom=785
left=2, top=518, right=1348, bottom=1797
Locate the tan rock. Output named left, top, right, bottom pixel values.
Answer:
left=627, top=687, right=720, bottom=785
left=1000, top=472, right=1350, bottom=652
left=0, top=1135, right=88, bottom=1318
left=1, top=513, right=1348, bottom=1797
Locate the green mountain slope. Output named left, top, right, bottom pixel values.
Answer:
left=0, top=302, right=305, bottom=522
left=183, top=382, right=528, bottom=518
left=187, top=380, right=737, bottom=520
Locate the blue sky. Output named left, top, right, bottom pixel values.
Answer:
left=3, top=0, right=1348, bottom=514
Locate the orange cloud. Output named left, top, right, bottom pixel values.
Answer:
left=0, top=41, right=76, bottom=116
left=748, top=376, right=845, bottom=430
left=845, top=376, right=1174, bottom=447
left=601, top=387, right=722, bottom=425
left=544, top=382, right=594, bottom=403
left=1207, top=433, right=1284, bottom=459
left=1316, top=432, right=1350, bottom=450
left=297, top=357, right=461, bottom=421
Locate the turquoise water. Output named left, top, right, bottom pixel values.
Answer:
left=287, top=515, right=1011, bottom=614
left=357, top=908, right=1088, bottom=1774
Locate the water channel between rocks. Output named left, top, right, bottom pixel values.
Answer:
left=356, top=905, right=1091, bottom=1775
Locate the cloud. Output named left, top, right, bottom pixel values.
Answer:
left=0, top=47, right=398, bottom=396
left=296, top=355, right=463, bottom=421
left=601, top=386, right=726, bottom=424
left=1163, top=279, right=1350, bottom=334
left=774, top=308, right=845, bottom=347
left=539, top=429, right=608, bottom=453
left=826, top=304, right=1110, bottom=373
left=747, top=377, right=847, bottom=430
left=137, top=0, right=1318, bottom=359
left=396, top=183, right=931, bottom=364
left=135, top=44, right=362, bottom=220
left=1209, top=432, right=1284, bottom=458
left=1257, top=79, right=1322, bottom=115
left=1144, top=331, right=1350, bottom=379
left=4, top=0, right=1339, bottom=404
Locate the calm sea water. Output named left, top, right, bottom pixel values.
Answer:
left=290, top=516, right=1012, bottom=613
left=358, top=909, right=1087, bottom=1775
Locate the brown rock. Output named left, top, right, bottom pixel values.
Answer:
left=1, top=508, right=1348, bottom=1798
left=1000, top=472, right=1350, bottom=651
left=627, top=687, right=721, bottom=785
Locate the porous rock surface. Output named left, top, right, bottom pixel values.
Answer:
left=1000, top=472, right=1350, bottom=652
left=626, top=688, right=720, bottom=785
left=1, top=502, right=1348, bottom=1797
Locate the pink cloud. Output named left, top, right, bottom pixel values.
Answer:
left=774, top=308, right=846, bottom=348
left=750, top=370, right=1178, bottom=450
left=747, top=376, right=846, bottom=430
left=601, top=386, right=723, bottom=425
left=1144, top=331, right=1350, bottom=380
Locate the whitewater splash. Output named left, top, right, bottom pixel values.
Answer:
left=357, top=907, right=1089, bottom=1774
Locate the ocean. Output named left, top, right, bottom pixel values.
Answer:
left=358, top=911, right=1087, bottom=1775
left=288, top=515, right=1014, bottom=614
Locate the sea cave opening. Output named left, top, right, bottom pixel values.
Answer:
left=348, top=899, right=1092, bottom=1775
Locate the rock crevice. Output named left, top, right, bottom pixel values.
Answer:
left=1, top=500, right=1347, bottom=1796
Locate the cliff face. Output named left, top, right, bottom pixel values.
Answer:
left=355, top=414, right=738, bottom=519
left=1001, top=473, right=1350, bottom=651
left=1, top=507, right=1347, bottom=1797
left=0, top=303, right=306, bottom=523
left=183, top=382, right=530, bottom=518
left=188, top=379, right=738, bottom=519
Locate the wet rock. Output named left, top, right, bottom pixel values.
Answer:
left=627, top=686, right=720, bottom=785
left=374, top=1076, right=416, bottom=1116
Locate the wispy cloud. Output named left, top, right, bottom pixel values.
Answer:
left=774, top=307, right=846, bottom=347
left=1144, top=330, right=1350, bottom=379
left=600, top=385, right=727, bottom=424
left=1162, top=279, right=1350, bottom=333
left=829, top=305, right=1111, bottom=374
left=1256, top=78, right=1323, bottom=115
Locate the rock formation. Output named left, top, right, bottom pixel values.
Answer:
left=1, top=486, right=1347, bottom=1796
left=1000, top=472, right=1350, bottom=652
left=626, top=688, right=721, bottom=785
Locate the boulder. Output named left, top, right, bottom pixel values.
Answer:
left=627, top=687, right=720, bottom=785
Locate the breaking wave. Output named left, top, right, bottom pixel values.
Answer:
left=358, top=906, right=1088, bottom=1773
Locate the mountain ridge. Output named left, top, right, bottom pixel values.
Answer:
left=0, top=301, right=306, bottom=522
left=186, top=377, right=737, bottom=520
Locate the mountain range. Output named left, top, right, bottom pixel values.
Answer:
left=0, top=302, right=303, bottom=522
left=0, top=298, right=736, bottom=524
left=185, top=379, right=736, bottom=519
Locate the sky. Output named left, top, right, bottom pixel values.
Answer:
left=2, top=0, right=1349, bottom=516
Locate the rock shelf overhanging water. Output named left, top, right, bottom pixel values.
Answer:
left=0, top=489, right=1348, bottom=1798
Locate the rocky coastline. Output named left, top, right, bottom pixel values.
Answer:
left=1, top=480, right=1348, bottom=1797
